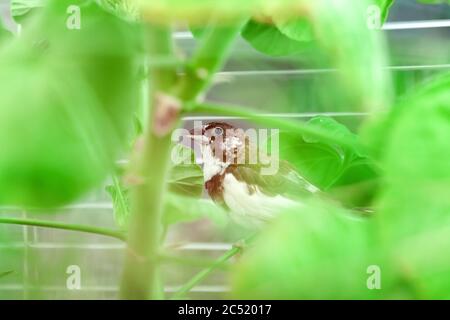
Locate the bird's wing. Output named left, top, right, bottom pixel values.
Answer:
left=227, top=160, right=320, bottom=201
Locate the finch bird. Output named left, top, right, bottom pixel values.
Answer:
left=186, top=122, right=320, bottom=229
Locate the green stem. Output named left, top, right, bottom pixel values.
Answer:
left=184, top=101, right=369, bottom=153
left=146, top=26, right=178, bottom=91
left=171, top=234, right=256, bottom=299
left=120, top=19, right=246, bottom=299
left=0, top=217, right=125, bottom=241
left=119, top=24, right=177, bottom=300
left=174, top=18, right=248, bottom=101
left=170, top=246, right=241, bottom=300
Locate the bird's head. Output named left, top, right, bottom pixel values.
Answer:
left=186, top=122, right=248, bottom=181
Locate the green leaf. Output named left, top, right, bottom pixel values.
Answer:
left=279, top=134, right=344, bottom=189
left=11, top=0, right=45, bottom=17
left=310, top=0, right=392, bottom=112
left=393, top=226, right=450, bottom=299
left=303, top=116, right=366, bottom=157
left=0, top=0, right=141, bottom=207
left=376, top=71, right=450, bottom=238
left=95, top=0, right=139, bottom=20
left=242, top=19, right=313, bottom=57
left=373, top=0, right=394, bottom=23
left=105, top=176, right=130, bottom=229
left=231, top=200, right=399, bottom=299
left=374, top=71, right=450, bottom=298
left=11, top=0, right=46, bottom=25
left=272, top=15, right=313, bottom=42
left=279, top=116, right=376, bottom=191
left=163, top=193, right=227, bottom=227
left=305, top=117, right=379, bottom=188
left=168, top=164, right=204, bottom=198
left=169, top=144, right=204, bottom=197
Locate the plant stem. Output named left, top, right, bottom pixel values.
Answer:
left=170, top=234, right=256, bottom=299
left=170, top=246, right=241, bottom=300
left=174, top=18, right=248, bottom=101
left=0, top=217, right=125, bottom=241
left=184, top=101, right=369, bottom=152
left=119, top=24, right=177, bottom=300
left=120, top=18, right=246, bottom=299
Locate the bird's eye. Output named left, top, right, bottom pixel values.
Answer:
left=214, top=127, right=223, bottom=136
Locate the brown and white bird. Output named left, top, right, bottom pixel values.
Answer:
left=186, top=122, right=320, bottom=229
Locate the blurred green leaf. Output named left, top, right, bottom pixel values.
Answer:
left=0, top=59, right=108, bottom=206
left=242, top=19, right=313, bottom=57
left=310, top=0, right=392, bottom=112
left=95, top=0, right=139, bottom=20
left=0, top=0, right=141, bottom=207
left=163, top=193, right=227, bottom=226
left=11, top=0, right=45, bottom=18
left=375, top=72, right=450, bottom=238
left=241, top=0, right=392, bottom=112
left=169, top=144, right=203, bottom=197
left=273, top=15, right=313, bottom=42
left=363, top=72, right=450, bottom=162
left=373, top=71, right=450, bottom=298
left=393, top=226, right=450, bottom=299
left=374, top=0, right=394, bottom=23
left=189, top=24, right=207, bottom=39
left=231, top=200, right=402, bottom=299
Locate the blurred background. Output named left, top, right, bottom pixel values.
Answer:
left=0, top=0, right=448, bottom=299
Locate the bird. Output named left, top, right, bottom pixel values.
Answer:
left=186, top=121, right=320, bottom=229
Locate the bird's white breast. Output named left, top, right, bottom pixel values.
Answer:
left=222, top=173, right=299, bottom=229
left=201, top=145, right=228, bottom=182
